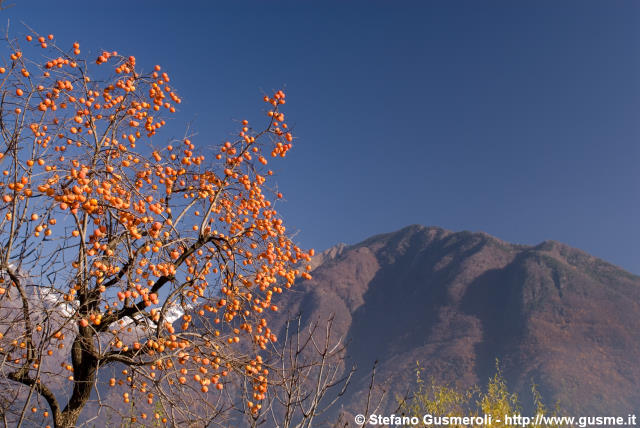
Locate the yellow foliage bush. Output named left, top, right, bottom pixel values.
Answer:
left=398, top=362, right=569, bottom=428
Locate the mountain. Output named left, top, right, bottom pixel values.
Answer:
left=7, top=225, right=639, bottom=426
left=269, top=225, right=640, bottom=420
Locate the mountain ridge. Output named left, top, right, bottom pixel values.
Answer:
left=270, top=224, right=640, bottom=420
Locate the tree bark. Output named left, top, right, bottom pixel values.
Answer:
left=53, top=331, right=97, bottom=428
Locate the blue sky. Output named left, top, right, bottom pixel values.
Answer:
left=9, top=1, right=639, bottom=273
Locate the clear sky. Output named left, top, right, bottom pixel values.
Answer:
left=7, top=1, right=639, bottom=273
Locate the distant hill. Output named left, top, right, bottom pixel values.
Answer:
left=268, top=225, right=640, bottom=421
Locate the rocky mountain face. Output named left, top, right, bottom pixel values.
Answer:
left=268, top=225, right=640, bottom=420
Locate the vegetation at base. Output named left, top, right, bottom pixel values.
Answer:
left=398, top=362, right=570, bottom=428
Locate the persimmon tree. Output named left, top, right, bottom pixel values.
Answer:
left=0, top=28, right=313, bottom=428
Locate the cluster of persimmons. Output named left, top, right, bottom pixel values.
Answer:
left=0, top=30, right=312, bottom=426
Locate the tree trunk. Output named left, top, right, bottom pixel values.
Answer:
left=54, top=331, right=97, bottom=428
left=55, top=407, right=86, bottom=428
